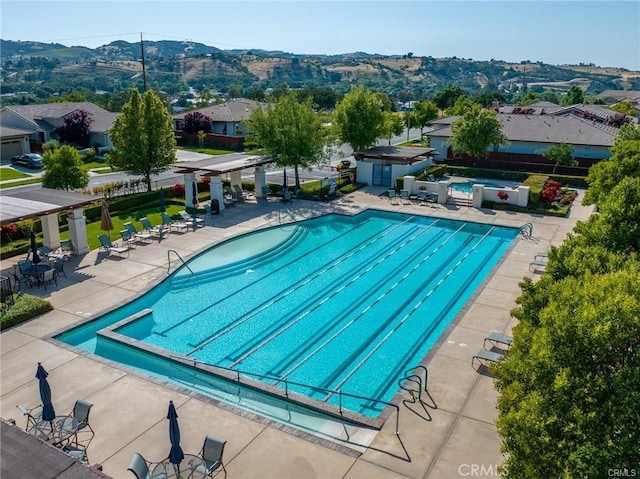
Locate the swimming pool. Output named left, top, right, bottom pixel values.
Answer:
left=57, top=210, right=517, bottom=423
left=450, top=181, right=504, bottom=194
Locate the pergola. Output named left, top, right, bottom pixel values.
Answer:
left=172, top=155, right=274, bottom=211
left=0, top=188, right=103, bottom=255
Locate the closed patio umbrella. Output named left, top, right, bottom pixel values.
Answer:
left=191, top=181, right=198, bottom=231
left=159, top=188, right=166, bottom=213
left=100, top=200, right=114, bottom=240
left=167, top=401, right=184, bottom=466
left=30, top=230, right=41, bottom=265
left=35, top=362, right=55, bottom=422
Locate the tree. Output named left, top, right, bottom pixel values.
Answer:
left=54, top=109, right=93, bottom=147
left=561, top=85, right=585, bottom=105
left=333, top=85, right=384, bottom=153
left=248, top=91, right=329, bottom=189
left=615, top=122, right=640, bottom=143
left=541, top=143, right=577, bottom=174
left=583, top=138, right=640, bottom=206
left=433, top=84, right=466, bottom=110
left=445, top=96, right=478, bottom=116
left=42, top=145, right=88, bottom=190
left=610, top=100, right=636, bottom=116
left=449, top=104, right=507, bottom=159
left=183, top=111, right=212, bottom=134
left=381, top=112, right=404, bottom=145
left=109, top=89, right=176, bottom=192
left=412, top=101, right=439, bottom=137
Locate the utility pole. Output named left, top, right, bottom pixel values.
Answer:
left=140, top=33, right=147, bottom=92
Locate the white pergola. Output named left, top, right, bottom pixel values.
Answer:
left=0, top=189, right=103, bottom=255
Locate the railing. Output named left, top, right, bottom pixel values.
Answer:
left=519, top=223, right=533, bottom=238
left=167, top=250, right=194, bottom=275
left=168, top=354, right=400, bottom=435
left=398, top=365, right=428, bottom=403
left=278, top=208, right=299, bottom=225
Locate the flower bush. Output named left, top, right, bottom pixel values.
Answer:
left=540, top=179, right=563, bottom=204
left=497, top=190, right=510, bottom=201
left=173, top=183, right=185, bottom=196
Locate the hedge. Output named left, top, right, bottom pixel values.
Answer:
left=1, top=293, right=54, bottom=330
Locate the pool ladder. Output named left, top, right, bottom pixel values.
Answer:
left=278, top=208, right=299, bottom=225
left=519, top=223, right=533, bottom=238
left=398, top=365, right=428, bottom=404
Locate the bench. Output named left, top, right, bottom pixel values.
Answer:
left=484, top=332, right=513, bottom=351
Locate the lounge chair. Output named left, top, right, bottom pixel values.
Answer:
left=161, top=212, right=188, bottom=232
left=529, top=259, right=547, bottom=272
left=124, top=222, right=153, bottom=243
left=199, top=435, right=227, bottom=478
left=388, top=189, right=397, bottom=204
left=120, top=230, right=137, bottom=249
left=232, top=184, right=246, bottom=202
left=139, top=217, right=166, bottom=237
left=483, top=332, right=513, bottom=351
left=179, top=210, right=204, bottom=226
left=127, top=453, right=167, bottom=479
left=472, top=349, right=504, bottom=368
left=400, top=190, right=410, bottom=204
left=416, top=190, right=428, bottom=205
left=97, top=235, right=129, bottom=257
left=427, top=174, right=436, bottom=182
left=261, top=185, right=271, bottom=198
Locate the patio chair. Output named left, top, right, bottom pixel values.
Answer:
left=179, top=210, right=205, bottom=226
left=124, top=222, right=153, bottom=243
left=483, top=332, right=513, bottom=351
left=62, top=443, right=89, bottom=465
left=232, top=184, right=246, bottom=202
left=199, top=435, right=227, bottom=478
left=59, top=399, right=94, bottom=451
left=127, top=453, right=167, bottom=479
left=12, top=271, right=33, bottom=291
left=50, top=256, right=67, bottom=278
left=139, top=217, right=166, bottom=237
left=472, top=349, right=504, bottom=368
left=40, top=269, right=57, bottom=290
left=60, top=239, right=75, bottom=256
left=98, top=235, right=130, bottom=258
left=16, top=404, right=43, bottom=431
left=161, top=213, right=189, bottom=232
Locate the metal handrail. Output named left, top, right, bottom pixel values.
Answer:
left=278, top=208, right=299, bottom=225
left=519, top=223, right=533, bottom=238
left=168, top=353, right=400, bottom=435
left=167, top=250, right=194, bottom=275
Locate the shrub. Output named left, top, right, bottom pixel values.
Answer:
left=1, top=294, right=53, bottom=330
left=523, top=175, right=548, bottom=206
left=173, top=183, right=185, bottom=196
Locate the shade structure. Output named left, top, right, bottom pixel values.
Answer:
left=159, top=189, right=166, bottom=213
left=167, top=401, right=184, bottom=466
left=100, top=200, right=113, bottom=239
left=35, top=363, right=55, bottom=422
left=30, top=230, right=41, bottom=265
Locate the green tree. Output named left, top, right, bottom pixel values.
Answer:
left=541, top=143, right=577, bottom=174
left=561, top=85, right=585, bottom=105
left=614, top=122, right=640, bottom=144
left=610, top=100, right=636, bottom=116
left=433, top=84, right=466, bottom=110
left=247, top=92, right=329, bottom=189
left=333, top=85, right=384, bottom=153
left=109, top=89, right=176, bottom=192
left=449, top=104, right=507, bottom=158
left=445, top=96, right=479, bottom=116
left=583, top=138, right=640, bottom=206
left=381, top=112, right=404, bottom=145
left=412, top=101, right=439, bottom=137
left=496, top=268, right=640, bottom=478
left=42, top=145, right=88, bottom=190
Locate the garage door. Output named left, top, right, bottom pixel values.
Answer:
left=1, top=140, right=23, bottom=162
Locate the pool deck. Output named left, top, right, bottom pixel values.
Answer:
left=0, top=186, right=594, bottom=479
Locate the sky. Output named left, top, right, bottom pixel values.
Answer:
left=1, top=1, right=639, bottom=70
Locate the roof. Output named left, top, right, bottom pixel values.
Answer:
left=173, top=98, right=262, bottom=122
left=0, top=188, right=103, bottom=225
left=173, top=154, right=274, bottom=176
left=1, top=420, right=111, bottom=479
left=428, top=114, right=618, bottom=147
left=354, top=145, right=436, bottom=163
left=0, top=126, right=32, bottom=138
left=550, top=103, right=637, bottom=125
left=2, top=102, right=119, bottom=134
left=597, top=90, right=640, bottom=102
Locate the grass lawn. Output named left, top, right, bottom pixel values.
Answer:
left=0, top=168, right=31, bottom=181
left=178, top=146, right=233, bottom=156
left=0, top=178, right=42, bottom=189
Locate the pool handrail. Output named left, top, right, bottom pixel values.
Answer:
left=167, top=249, right=195, bottom=275
left=168, top=353, right=400, bottom=435
left=278, top=208, right=299, bottom=225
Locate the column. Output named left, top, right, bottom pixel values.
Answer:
left=67, top=208, right=89, bottom=255
left=41, top=213, right=61, bottom=250
left=403, top=176, right=415, bottom=195
left=230, top=170, right=242, bottom=191
left=472, top=184, right=484, bottom=208
left=209, top=175, right=225, bottom=212
left=184, top=173, right=197, bottom=209
left=254, top=166, right=266, bottom=198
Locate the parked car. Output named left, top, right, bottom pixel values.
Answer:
left=10, top=153, right=43, bottom=169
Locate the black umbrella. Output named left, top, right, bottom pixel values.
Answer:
left=159, top=189, right=166, bottom=213
left=35, top=363, right=55, bottom=422
left=191, top=181, right=198, bottom=231
left=30, top=230, right=41, bottom=265
left=167, top=401, right=184, bottom=466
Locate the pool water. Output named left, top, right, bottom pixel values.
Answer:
left=450, top=181, right=504, bottom=194
left=57, top=210, right=517, bottom=418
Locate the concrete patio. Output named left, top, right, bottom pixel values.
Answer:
left=0, top=185, right=594, bottom=479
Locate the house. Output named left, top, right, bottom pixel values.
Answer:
left=0, top=102, right=118, bottom=162
left=354, top=145, right=436, bottom=187
left=172, top=98, right=262, bottom=150
left=427, top=104, right=634, bottom=175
